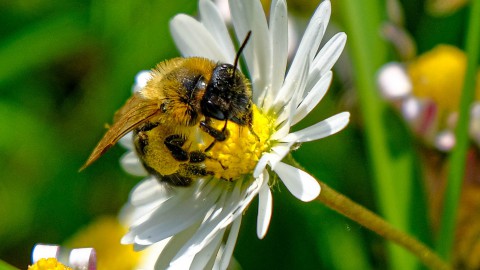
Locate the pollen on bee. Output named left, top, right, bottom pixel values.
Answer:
left=200, top=105, right=275, bottom=180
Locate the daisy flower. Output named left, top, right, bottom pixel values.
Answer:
left=119, top=0, right=349, bottom=268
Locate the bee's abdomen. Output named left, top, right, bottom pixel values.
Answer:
left=133, top=124, right=214, bottom=187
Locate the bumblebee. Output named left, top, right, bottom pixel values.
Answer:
left=81, top=33, right=253, bottom=186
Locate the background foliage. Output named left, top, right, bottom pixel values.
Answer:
left=0, top=0, right=476, bottom=269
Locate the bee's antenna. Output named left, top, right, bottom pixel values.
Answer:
left=232, top=31, right=252, bottom=79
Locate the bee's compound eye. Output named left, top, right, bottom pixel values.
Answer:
left=196, top=78, right=207, bottom=91
left=202, top=100, right=225, bottom=120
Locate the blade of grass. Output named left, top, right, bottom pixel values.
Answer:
left=0, top=260, right=19, bottom=270
left=337, top=0, right=428, bottom=268
left=436, top=0, right=480, bottom=259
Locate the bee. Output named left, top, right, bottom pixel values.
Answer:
left=81, top=32, right=253, bottom=186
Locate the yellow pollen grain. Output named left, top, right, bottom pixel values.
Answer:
left=203, top=105, right=275, bottom=180
left=408, top=44, right=480, bottom=112
left=28, top=258, right=73, bottom=270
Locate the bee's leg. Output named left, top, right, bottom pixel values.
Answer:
left=159, top=144, right=214, bottom=187
left=134, top=121, right=160, bottom=155
left=191, top=150, right=227, bottom=169
left=164, top=134, right=189, bottom=162
left=189, top=150, right=206, bottom=163
left=135, top=131, right=149, bottom=155
left=249, top=125, right=260, bottom=141
left=200, top=118, right=229, bottom=152
left=246, top=112, right=260, bottom=141
left=200, top=118, right=227, bottom=141
left=232, top=111, right=259, bottom=141
left=180, top=164, right=214, bottom=178
left=137, top=161, right=193, bottom=186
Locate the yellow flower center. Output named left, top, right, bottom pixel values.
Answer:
left=201, top=105, right=276, bottom=180
left=28, top=258, right=72, bottom=270
left=65, top=216, right=141, bottom=270
left=407, top=44, right=480, bottom=112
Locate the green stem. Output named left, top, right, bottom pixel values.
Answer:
left=316, top=180, right=451, bottom=270
left=285, top=156, right=447, bottom=269
left=436, top=0, right=480, bottom=259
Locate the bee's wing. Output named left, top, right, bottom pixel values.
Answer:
left=80, top=93, right=161, bottom=171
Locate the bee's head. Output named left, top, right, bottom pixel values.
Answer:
left=201, top=64, right=251, bottom=124
left=200, top=31, right=252, bottom=125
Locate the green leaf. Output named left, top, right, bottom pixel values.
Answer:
left=0, top=12, right=88, bottom=87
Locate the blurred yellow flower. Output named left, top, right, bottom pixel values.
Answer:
left=408, top=45, right=479, bottom=113
left=66, top=216, right=141, bottom=270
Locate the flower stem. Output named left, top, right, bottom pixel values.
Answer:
left=315, top=180, right=451, bottom=270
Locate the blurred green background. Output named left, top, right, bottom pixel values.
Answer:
left=0, top=0, right=476, bottom=269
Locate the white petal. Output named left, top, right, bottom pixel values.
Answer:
left=291, top=71, right=332, bottom=125
left=271, top=113, right=290, bottom=141
left=154, top=224, right=200, bottom=270
left=435, top=130, right=456, bottom=152
left=135, top=239, right=169, bottom=269
left=189, top=228, right=225, bottom=270
left=262, top=0, right=288, bottom=110
left=253, top=153, right=275, bottom=177
left=272, top=44, right=311, bottom=112
left=280, top=112, right=350, bottom=143
left=278, top=0, right=330, bottom=104
left=219, top=217, right=242, bottom=269
left=305, top=0, right=331, bottom=62
left=120, top=151, right=148, bottom=177
left=307, top=32, right=347, bottom=89
left=121, top=206, right=151, bottom=233
left=119, top=132, right=134, bottom=150
left=274, top=162, right=321, bottom=202
left=273, top=56, right=310, bottom=131
left=32, top=245, right=60, bottom=264
left=128, top=177, right=173, bottom=207
left=377, top=62, right=412, bottom=99
left=131, top=201, right=209, bottom=245
left=130, top=181, right=223, bottom=245
left=257, top=172, right=272, bottom=239
left=199, top=0, right=236, bottom=62
left=269, top=143, right=293, bottom=169
left=170, top=14, right=229, bottom=62
left=119, top=178, right=174, bottom=228
left=172, top=179, right=261, bottom=260
left=230, top=0, right=272, bottom=103
left=69, top=248, right=95, bottom=270
left=401, top=96, right=423, bottom=122
left=132, top=70, right=152, bottom=93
